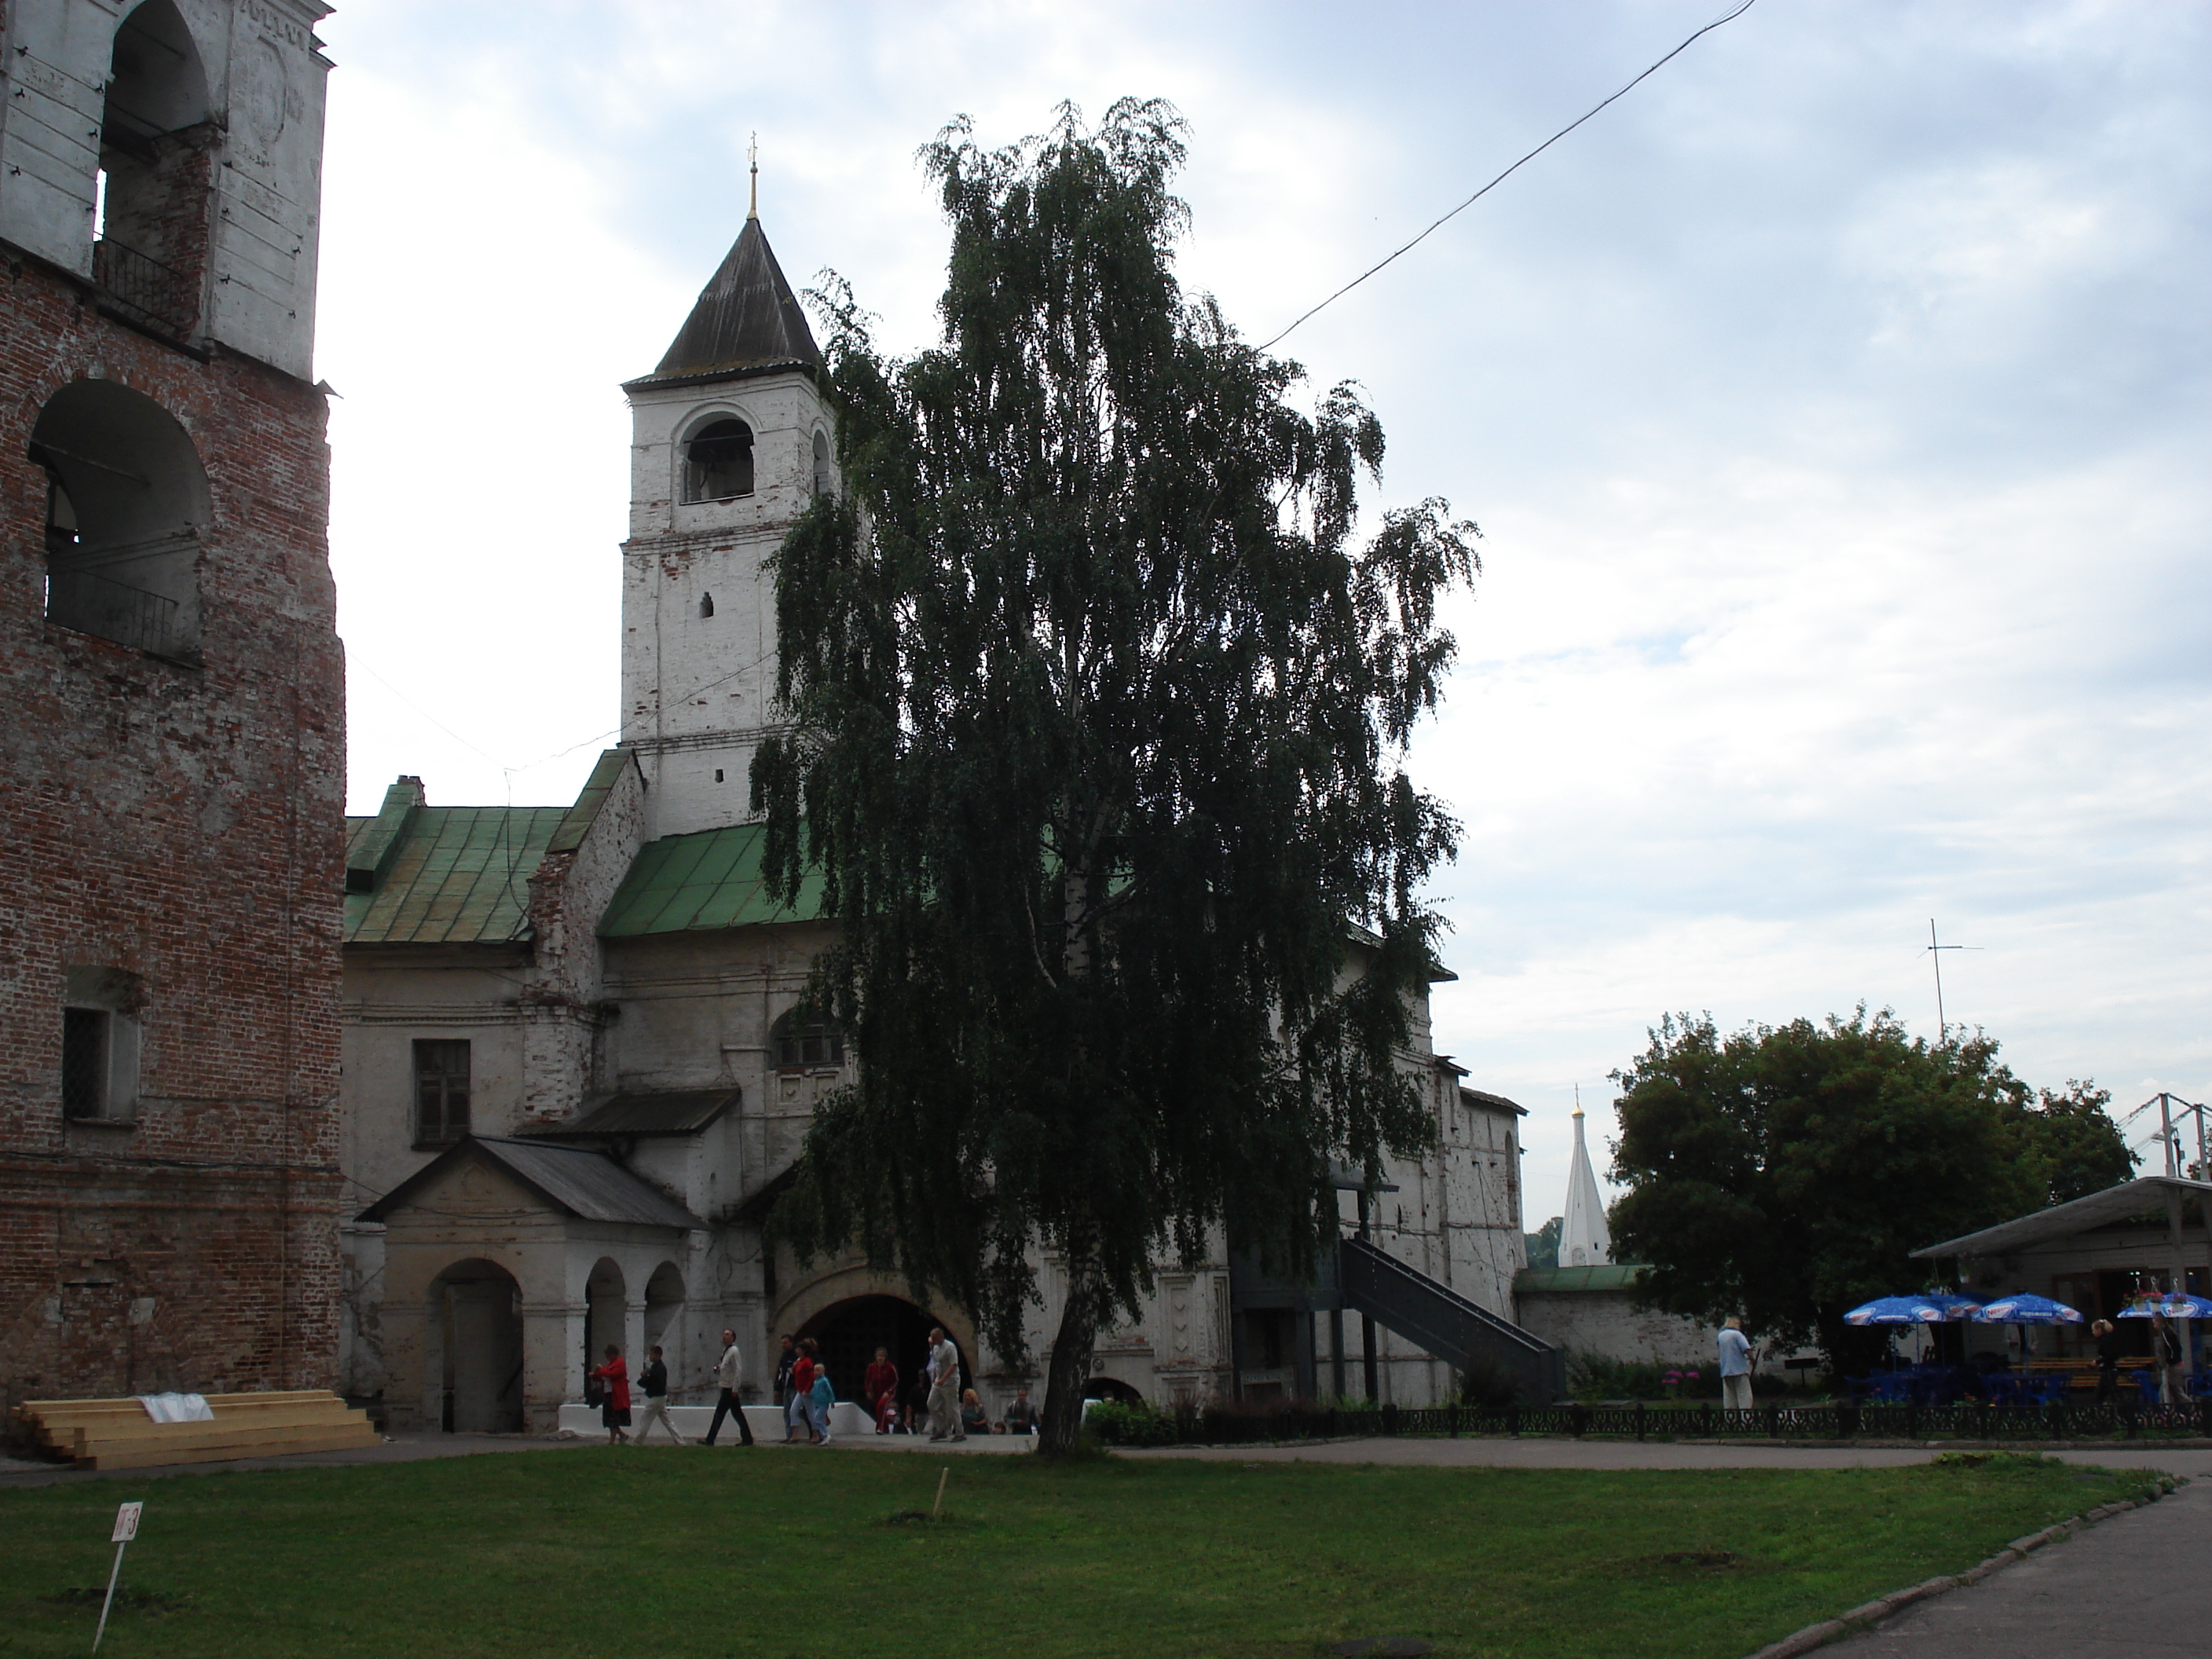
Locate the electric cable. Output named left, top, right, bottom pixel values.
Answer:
left=1258, top=0, right=1762, bottom=351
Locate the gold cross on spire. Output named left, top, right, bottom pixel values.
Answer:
left=748, top=132, right=759, bottom=220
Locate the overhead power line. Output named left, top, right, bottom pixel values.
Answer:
left=1258, top=0, right=1763, bottom=352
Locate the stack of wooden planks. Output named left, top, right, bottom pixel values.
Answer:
left=13, top=1390, right=380, bottom=1472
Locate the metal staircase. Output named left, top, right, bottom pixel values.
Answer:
left=1339, top=1235, right=1566, bottom=1403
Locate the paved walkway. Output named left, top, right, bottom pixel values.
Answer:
left=1823, top=1451, right=2210, bottom=1657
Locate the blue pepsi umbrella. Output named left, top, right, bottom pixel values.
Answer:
left=2118, top=1293, right=2212, bottom=1320
left=1972, top=1294, right=2084, bottom=1326
left=1844, top=1296, right=1950, bottom=1326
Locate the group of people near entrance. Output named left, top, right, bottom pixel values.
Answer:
left=583, top=1324, right=1042, bottom=1446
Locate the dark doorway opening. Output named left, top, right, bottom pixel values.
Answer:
left=797, top=1295, right=960, bottom=1409
left=1082, top=1375, right=1143, bottom=1404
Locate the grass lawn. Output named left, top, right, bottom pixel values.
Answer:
left=0, top=1446, right=2152, bottom=1659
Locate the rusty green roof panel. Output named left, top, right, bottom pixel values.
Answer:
left=598, top=823, right=825, bottom=937
left=546, top=749, right=632, bottom=856
left=343, top=805, right=569, bottom=945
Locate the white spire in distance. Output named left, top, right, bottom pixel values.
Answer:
left=1562, top=1088, right=1612, bottom=1267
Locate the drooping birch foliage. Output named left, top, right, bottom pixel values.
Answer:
left=753, top=99, right=1478, bottom=1447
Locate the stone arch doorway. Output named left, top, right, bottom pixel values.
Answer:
left=1083, top=1375, right=1143, bottom=1405
left=428, top=1258, right=523, bottom=1433
left=795, top=1295, right=960, bottom=1412
left=584, top=1258, right=626, bottom=1376
left=643, top=1262, right=685, bottom=1378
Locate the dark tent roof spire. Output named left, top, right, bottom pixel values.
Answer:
left=633, top=199, right=820, bottom=388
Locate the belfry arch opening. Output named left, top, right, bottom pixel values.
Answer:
left=97, top=1, right=215, bottom=336
left=682, top=416, right=753, bottom=502
left=811, top=429, right=833, bottom=497
left=31, top=379, right=209, bottom=659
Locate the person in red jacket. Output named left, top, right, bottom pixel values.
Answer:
left=786, top=1341, right=819, bottom=1442
left=863, top=1346, right=899, bottom=1434
left=590, top=1345, right=632, bottom=1445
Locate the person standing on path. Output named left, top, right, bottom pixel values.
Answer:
left=590, top=1345, right=632, bottom=1445
left=808, top=1362, right=837, bottom=1445
left=2093, top=1319, right=2125, bottom=1403
left=704, top=1328, right=755, bottom=1447
left=634, top=1345, right=686, bottom=1445
left=926, top=1326, right=965, bottom=1442
left=773, top=1334, right=798, bottom=1408
left=787, top=1339, right=821, bottom=1442
left=2151, top=1313, right=2183, bottom=1404
left=1717, top=1318, right=1754, bottom=1413
left=863, top=1346, right=898, bottom=1434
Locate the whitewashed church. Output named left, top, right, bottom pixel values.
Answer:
left=335, top=199, right=1542, bottom=1433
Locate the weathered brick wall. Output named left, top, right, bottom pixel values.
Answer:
left=0, top=246, right=343, bottom=1413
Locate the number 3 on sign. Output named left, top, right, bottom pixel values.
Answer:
left=111, top=1503, right=142, bottom=1544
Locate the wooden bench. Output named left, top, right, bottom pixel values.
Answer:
left=12, top=1391, right=379, bottom=1472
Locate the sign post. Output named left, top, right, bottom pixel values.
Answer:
left=92, top=1501, right=141, bottom=1654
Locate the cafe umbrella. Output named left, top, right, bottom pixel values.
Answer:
left=1843, top=1295, right=1958, bottom=1371
left=1972, top=1292, right=2085, bottom=1382
left=2117, top=1293, right=2212, bottom=1320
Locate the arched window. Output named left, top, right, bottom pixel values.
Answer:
left=32, top=378, right=210, bottom=660
left=770, top=1009, right=844, bottom=1072
left=96, top=1, right=214, bottom=337
left=699, top=591, right=715, bottom=618
left=683, top=417, right=753, bottom=503
left=811, top=429, right=833, bottom=498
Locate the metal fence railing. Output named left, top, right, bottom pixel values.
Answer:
left=46, top=568, right=186, bottom=658
left=1088, top=1397, right=2212, bottom=1447
left=93, top=237, right=196, bottom=336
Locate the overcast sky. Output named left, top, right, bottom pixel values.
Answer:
left=315, top=0, right=2211, bottom=1225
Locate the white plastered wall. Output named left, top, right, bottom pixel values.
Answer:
left=620, top=371, right=837, bottom=840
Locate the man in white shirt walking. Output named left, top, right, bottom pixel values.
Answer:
left=925, top=1326, right=965, bottom=1442
left=703, top=1328, right=755, bottom=1446
left=1717, top=1317, right=1754, bottom=1413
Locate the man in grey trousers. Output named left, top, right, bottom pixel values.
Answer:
left=925, top=1326, right=965, bottom=1442
left=703, top=1328, right=755, bottom=1446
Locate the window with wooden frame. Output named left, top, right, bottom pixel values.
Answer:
left=412, top=1038, right=471, bottom=1147
left=769, top=1010, right=844, bottom=1072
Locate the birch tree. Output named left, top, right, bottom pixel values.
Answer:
left=754, top=99, right=1478, bottom=1453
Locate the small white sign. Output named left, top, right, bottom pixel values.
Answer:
left=110, top=1503, right=141, bottom=1544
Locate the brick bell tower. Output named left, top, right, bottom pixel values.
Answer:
left=0, top=1, right=344, bottom=1404
left=620, top=154, right=837, bottom=840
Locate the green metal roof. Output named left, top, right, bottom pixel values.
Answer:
left=598, top=822, right=825, bottom=937
left=343, top=753, right=635, bottom=947
left=343, top=804, right=568, bottom=945
left=1514, top=1264, right=1651, bottom=1295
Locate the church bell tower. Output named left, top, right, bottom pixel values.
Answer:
left=620, top=164, right=836, bottom=838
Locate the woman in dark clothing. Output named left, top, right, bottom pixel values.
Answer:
left=2093, top=1319, right=2125, bottom=1403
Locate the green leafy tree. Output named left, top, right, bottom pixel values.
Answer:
left=753, top=100, right=1478, bottom=1453
left=2006, top=1080, right=2138, bottom=1205
left=1607, top=1010, right=2047, bottom=1370
left=1525, top=1215, right=1562, bottom=1269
